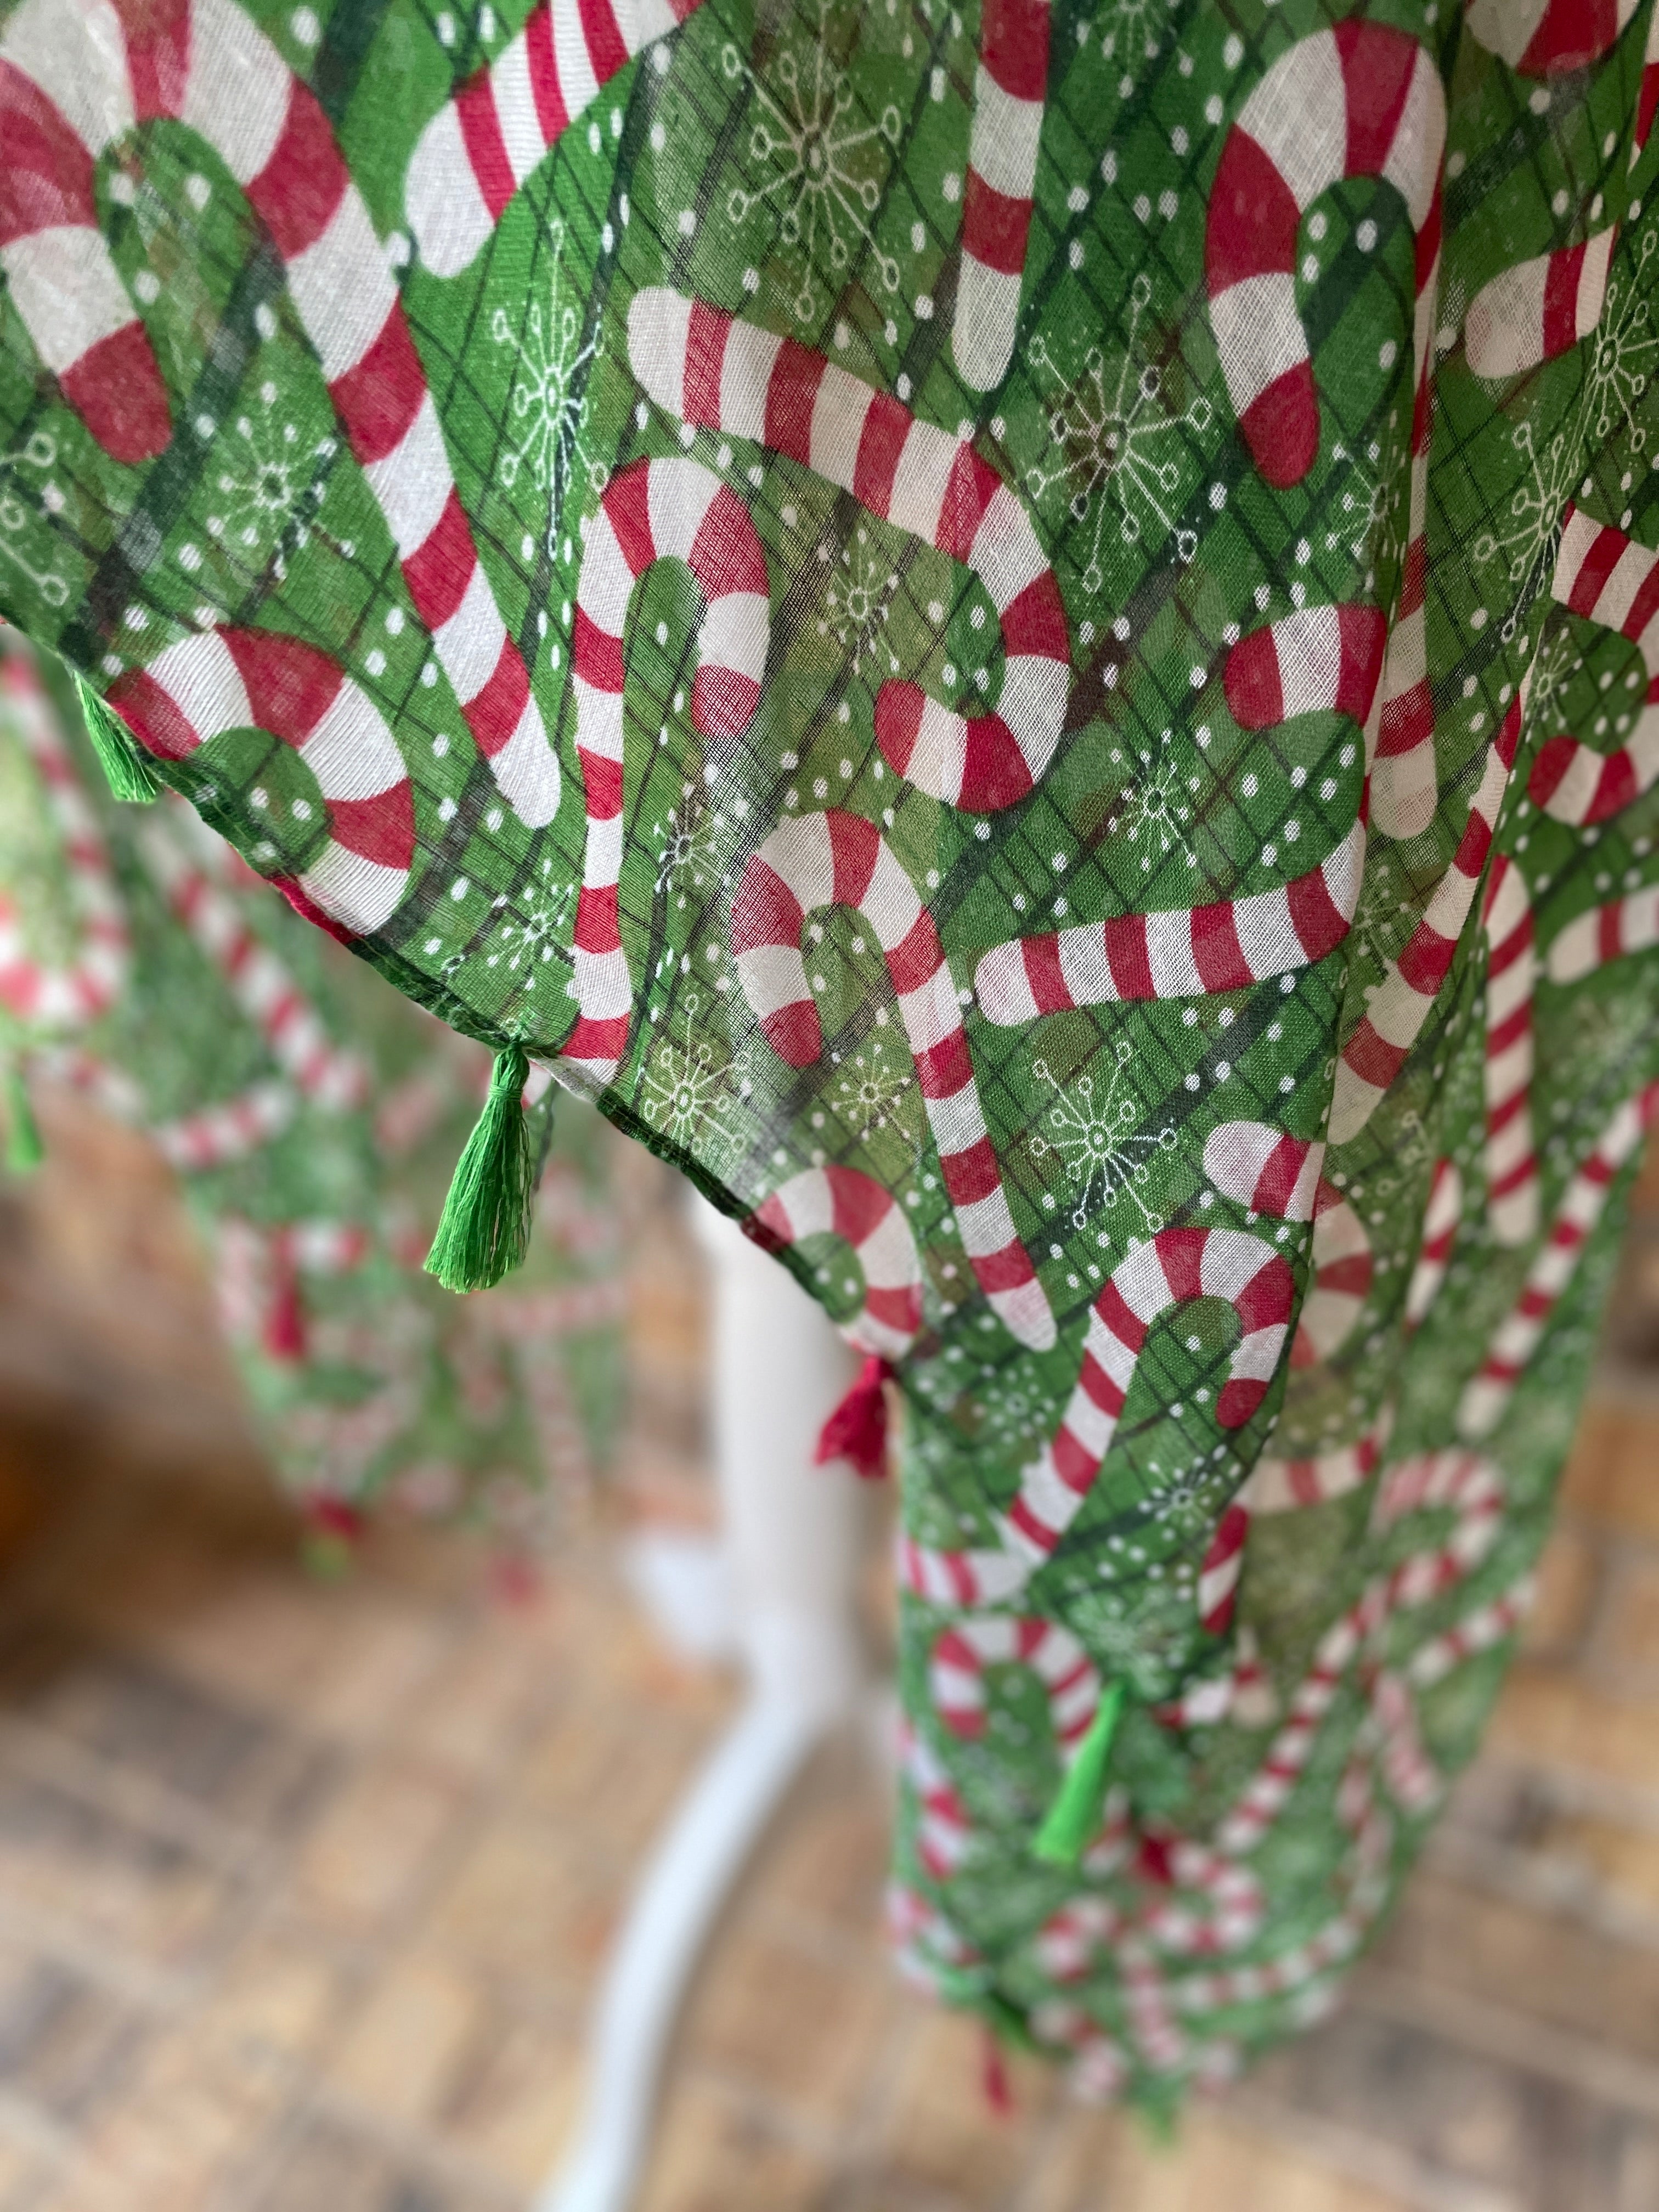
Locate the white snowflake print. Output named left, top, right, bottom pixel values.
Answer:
left=1029, top=1038, right=1177, bottom=1237
left=636, top=992, right=752, bottom=1158
left=1142, top=1455, right=1229, bottom=1537
left=817, top=527, right=899, bottom=676
left=1027, top=274, right=1212, bottom=595
left=1523, top=619, right=1583, bottom=737
left=0, top=431, right=67, bottom=610
left=492, top=857, right=577, bottom=985
left=1472, top=416, right=1583, bottom=640
left=1063, top=1582, right=1197, bottom=1700
left=1108, top=726, right=1199, bottom=872
left=207, top=379, right=336, bottom=563
left=1584, top=225, right=1656, bottom=450
left=974, top=1379, right=1043, bottom=1450
left=652, top=780, right=742, bottom=908
left=1324, top=434, right=1406, bottom=587
left=491, top=221, right=605, bottom=531
left=1092, top=0, right=1170, bottom=74
left=832, top=1030, right=910, bottom=1139
left=721, top=1, right=902, bottom=326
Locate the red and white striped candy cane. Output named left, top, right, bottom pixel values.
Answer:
left=0, top=13, right=170, bottom=466
left=404, top=0, right=706, bottom=278
left=112, top=628, right=415, bottom=941
left=952, top=0, right=1049, bottom=393
left=896, top=1226, right=1292, bottom=1605
left=1404, top=1154, right=1462, bottom=1326
left=1638, top=5, right=1659, bottom=165
left=1481, top=854, right=1538, bottom=1245
left=1328, top=685, right=1527, bottom=1145
left=625, top=286, right=1069, bottom=810
left=1206, top=28, right=1445, bottom=836
left=1546, top=884, right=1659, bottom=981
left=900, top=1724, right=973, bottom=1882
left=1465, top=226, right=1619, bottom=380
left=1000, top=1227, right=1293, bottom=1568
left=1465, top=0, right=1639, bottom=76
left=1370, top=140, right=1448, bottom=847
left=1527, top=506, right=1659, bottom=826
left=973, top=822, right=1362, bottom=1025
left=1217, top=1442, right=1506, bottom=1857
left=731, top=808, right=1054, bottom=1351
left=12, top=0, right=558, bottom=826
left=1199, top=1120, right=1373, bottom=1368
left=1459, top=1079, right=1659, bottom=1438
left=153, top=1078, right=295, bottom=1170
left=0, top=648, right=129, bottom=1030
left=746, top=1164, right=922, bottom=1361
left=930, top=1610, right=1099, bottom=1749
left=1245, top=1412, right=1390, bottom=1514
left=1205, top=21, right=1443, bottom=490
left=565, top=454, right=769, bottom=1086
left=1222, top=604, right=1387, bottom=736
left=887, top=1881, right=979, bottom=1988
left=135, top=810, right=368, bottom=1109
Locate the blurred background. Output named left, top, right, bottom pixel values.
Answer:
left=0, top=1072, right=1654, bottom=2212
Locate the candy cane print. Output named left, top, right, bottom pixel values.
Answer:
left=1060, top=1446, right=1510, bottom=2060
left=1527, top=507, right=1659, bottom=826
left=133, top=814, right=368, bottom=1110
left=1217, top=1443, right=1507, bottom=1857
left=1001, top=1227, right=1293, bottom=1567
left=9, top=0, right=559, bottom=827
left=1464, top=227, right=1619, bottom=380
left=952, top=0, right=1050, bottom=393
left=731, top=809, right=1054, bottom=1350
left=111, top=629, right=415, bottom=940
left=1459, top=1079, right=1659, bottom=1438
left=973, top=821, right=1362, bottom=1024
left=900, top=1724, right=973, bottom=1881
left=1481, top=854, right=1539, bottom=1246
left=1205, top=21, right=1444, bottom=489
left=0, top=27, right=170, bottom=466
left=1638, top=5, right=1659, bottom=166
left=1245, top=1412, right=1389, bottom=1514
left=1222, top=605, right=1387, bottom=737
left=626, top=286, right=1069, bottom=810
left=404, top=0, right=706, bottom=279
left=929, top=1611, right=1099, bottom=1752
left=896, top=1224, right=1291, bottom=1602
left=1404, top=1155, right=1462, bottom=1326
left=0, top=648, right=129, bottom=1029
left=1328, top=683, right=1527, bottom=1146
left=1223, top=601, right=1392, bottom=873
left=1464, top=0, right=1639, bottom=76
left=565, top=455, right=769, bottom=1086
left=746, top=1164, right=923, bottom=1359
left=153, top=1079, right=296, bottom=1170
left=1546, top=883, right=1659, bottom=981
left=1199, top=1121, right=1373, bottom=1367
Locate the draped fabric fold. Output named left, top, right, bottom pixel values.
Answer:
left=3, top=0, right=1659, bottom=2106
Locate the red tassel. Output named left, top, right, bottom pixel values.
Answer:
left=814, top=1355, right=894, bottom=1479
left=303, top=1494, right=365, bottom=1543
left=981, top=2024, right=1013, bottom=2118
left=263, top=1248, right=308, bottom=1362
left=1137, top=1832, right=1176, bottom=1887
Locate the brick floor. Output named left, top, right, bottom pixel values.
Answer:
left=0, top=1102, right=1655, bottom=2208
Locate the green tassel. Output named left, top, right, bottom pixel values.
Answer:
left=425, top=1046, right=538, bottom=1292
left=1032, top=1679, right=1125, bottom=1866
left=74, top=673, right=160, bottom=803
left=4, top=1065, right=42, bottom=1174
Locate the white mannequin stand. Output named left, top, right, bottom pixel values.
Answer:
left=537, top=1193, right=867, bottom=2212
